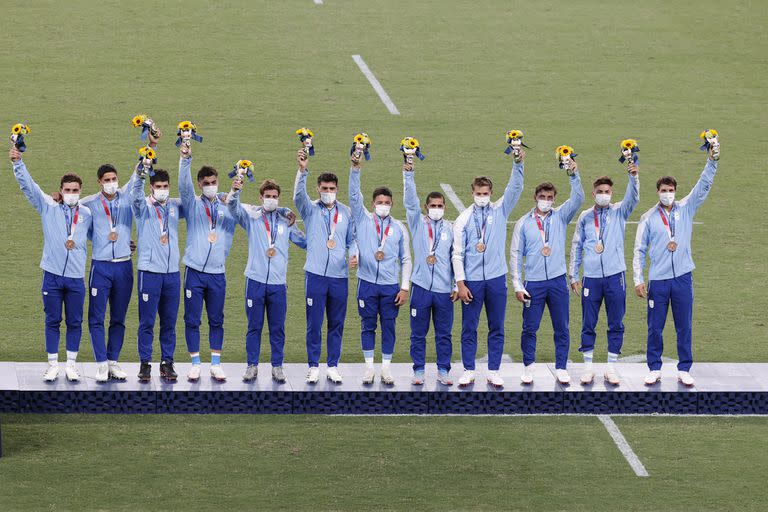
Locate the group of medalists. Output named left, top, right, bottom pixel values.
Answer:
left=7, top=120, right=721, bottom=388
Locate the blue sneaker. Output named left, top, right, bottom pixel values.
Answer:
left=411, top=369, right=425, bottom=385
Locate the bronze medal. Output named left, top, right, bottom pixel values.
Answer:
left=476, top=242, right=486, bottom=253
left=108, top=231, right=118, bottom=242
left=541, top=246, right=552, bottom=257
left=426, top=254, right=437, bottom=265
left=160, top=234, right=169, bottom=245
left=595, top=243, right=604, bottom=254
left=667, top=241, right=678, bottom=252
left=266, top=247, right=277, bottom=258
left=326, top=239, right=336, bottom=250
left=375, top=250, right=385, bottom=261
left=65, top=239, right=75, bottom=250
left=208, top=231, right=218, bottom=243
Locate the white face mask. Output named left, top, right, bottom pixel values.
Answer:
left=320, top=192, right=336, bottom=206
left=427, top=208, right=445, bottom=221
left=595, top=193, right=611, bottom=207
left=102, top=182, right=119, bottom=196
left=262, top=197, right=278, bottom=212
left=537, top=199, right=553, bottom=213
left=153, top=188, right=169, bottom=203
left=474, top=195, right=490, bottom=208
left=659, top=191, right=675, bottom=206
left=374, top=204, right=391, bottom=217
left=62, top=193, right=80, bottom=206
left=202, top=185, right=218, bottom=199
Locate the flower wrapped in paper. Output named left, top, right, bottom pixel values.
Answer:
left=228, top=159, right=255, bottom=183
left=555, top=145, right=577, bottom=173
left=350, top=132, right=372, bottom=161
left=504, top=129, right=529, bottom=156
left=175, top=121, right=203, bottom=147
left=10, top=123, right=31, bottom=152
left=400, top=136, right=425, bottom=163
left=137, top=146, right=157, bottom=177
left=132, top=114, right=158, bottom=141
left=619, top=139, right=639, bottom=164
left=296, top=127, right=315, bottom=157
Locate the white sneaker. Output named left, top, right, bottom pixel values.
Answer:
left=43, top=363, right=59, bottom=382
left=604, top=368, right=621, bottom=386
left=362, top=366, right=375, bottom=385
left=580, top=370, right=595, bottom=385
left=644, top=370, right=661, bottom=385
left=381, top=366, right=395, bottom=386
left=108, top=361, right=127, bottom=380
left=187, top=364, right=201, bottom=382
left=486, top=371, right=504, bottom=388
left=520, top=364, right=534, bottom=384
left=556, top=369, right=571, bottom=385
left=411, top=370, right=425, bottom=386
left=458, top=370, right=475, bottom=387
left=210, top=365, right=227, bottom=382
left=326, top=366, right=343, bottom=384
left=306, top=366, right=320, bottom=384
left=65, top=363, right=80, bottom=382
left=678, top=371, right=695, bottom=387
left=95, top=362, right=109, bottom=383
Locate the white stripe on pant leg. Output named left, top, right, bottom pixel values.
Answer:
left=597, top=415, right=649, bottom=477
left=351, top=55, right=400, bottom=115
left=440, top=183, right=466, bottom=212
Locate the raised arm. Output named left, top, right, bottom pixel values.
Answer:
left=403, top=166, right=422, bottom=230
left=348, top=166, right=368, bottom=225
left=569, top=211, right=588, bottom=285
left=618, top=170, right=640, bottom=220
left=293, top=149, right=312, bottom=219
left=11, top=158, right=50, bottom=214
left=499, top=160, right=525, bottom=218
left=130, top=173, right=149, bottom=218
left=680, top=157, right=718, bottom=217
left=557, top=171, right=585, bottom=223
left=226, top=186, right=250, bottom=228
left=119, top=170, right=138, bottom=195
left=178, top=155, right=196, bottom=215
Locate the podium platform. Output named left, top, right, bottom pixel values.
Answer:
left=0, top=362, right=766, bottom=415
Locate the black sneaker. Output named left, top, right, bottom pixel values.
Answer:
left=160, top=360, right=177, bottom=381
left=138, top=362, right=152, bottom=382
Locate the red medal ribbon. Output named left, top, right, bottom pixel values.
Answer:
left=374, top=215, right=391, bottom=251
left=657, top=207, right=674, bottom=241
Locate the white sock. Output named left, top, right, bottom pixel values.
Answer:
left=607, top=352, right=619, bottom=368
left=108, top=360, right=118, bottom=366
left=382, top=354, right=392, bottom=368
left=583, top=350, right=594, bottom=367
left=47, top=353, right=58, bottom=365
left=66, top=351, right=77, bottom=365
left=363, top=349, right=374, bottom=368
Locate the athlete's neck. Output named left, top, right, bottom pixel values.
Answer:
left=535, top=208, right=550, bottom=217
left=102, top=191, right=117, bottom=201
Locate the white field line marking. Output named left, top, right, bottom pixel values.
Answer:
left=440, top=183, right=702, bottom=224
left=351, top=55, right=400, bottom=115
left=314, top=0, right=323, bottom=4
left=597, top=415, right=650, bottom=477
left=440, top=183, right=466, bottom=211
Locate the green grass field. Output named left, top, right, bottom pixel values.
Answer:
left=1, top=0, right=767, bottom=510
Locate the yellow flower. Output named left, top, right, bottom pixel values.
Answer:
left=139, top=146, right=156, bottom=159
left=507, top=130, right=522, bottom=140
left=621, top=139, right=637, bottom=150
left=409, top=138, right=419, bottom=148
left=556, top=145, right=573, bottom=157
left=132, top=114, right=146, bottom=128
left=238, top=159, right=253, bottom=169
left=12, top=123, right=22, bottom=134
left=700, top=129, right=718, bottom=139
left=296, top=127, right=313, bottom=138
left=178, top=121, right=194, bottom=130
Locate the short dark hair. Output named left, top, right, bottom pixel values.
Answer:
left=260, top=179, right=281, bottom=196
left=372, top=187, right=392, bottom=201
left=593, top=176, right=614, bottom=189
left=60, top=173, right=82, bottom=188
left=425, top=191, right=445, bottom=204
left=150, top=169, right=170, bottom=185
left=97, top=164, right=117, bottom=180
left=472, top=176, right=493, bottom=191
left=656, top=176, right=677, bottom=190
left=197, top=166, right=218, bottom=181
left=534, top=182, right=557, bottom=196
left=317, top=173, right=338, bottom=186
